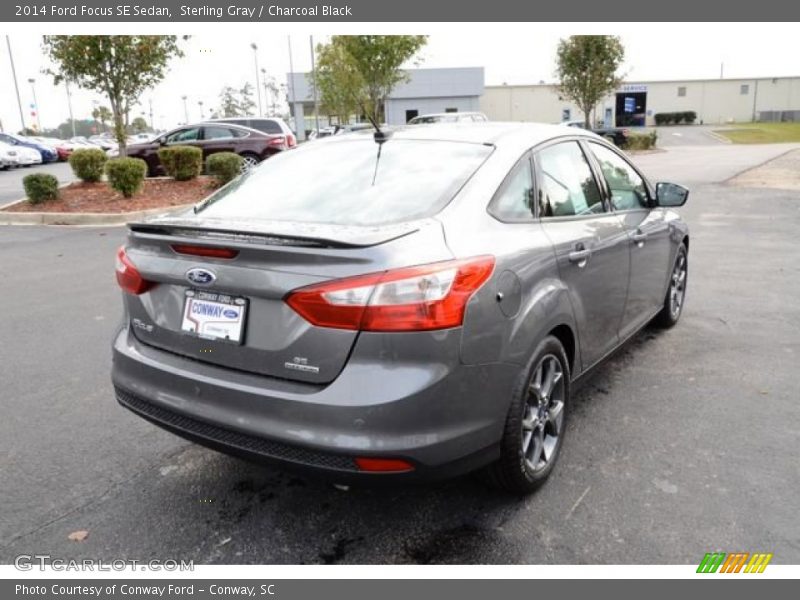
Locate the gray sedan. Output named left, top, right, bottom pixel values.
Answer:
left=111, top=122, right=689, bottom=494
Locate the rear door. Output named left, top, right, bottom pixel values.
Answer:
left=534, top=140, right=631, bottom=370
left=201, top=125, right=243, bottom=158
left=585, top=141, right=672, bottom=339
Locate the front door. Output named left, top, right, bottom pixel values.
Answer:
left=534, top=140, right=631, bottom=371
left=585, top=142, right=673, bottom=339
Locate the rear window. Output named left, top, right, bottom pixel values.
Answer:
left=197, top=138, right=492, bottom=226
left=217, top=118, right=282, bottom=134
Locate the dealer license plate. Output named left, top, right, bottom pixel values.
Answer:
left=181, top=290, right=247, bottom=344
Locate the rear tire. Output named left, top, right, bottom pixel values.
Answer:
left=654, top=242, right=688, bottom=328
left=482, top=335, right=570, bottom=494
left=239, top=152, right=261, bottom=173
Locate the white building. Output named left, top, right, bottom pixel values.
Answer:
left=481, top=76, right=800, bottom=126
left=287, top=67, right=484, bottom=140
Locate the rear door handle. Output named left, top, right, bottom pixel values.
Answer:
left=632, top=230, right=647, bottom=246
left=568, top=248, right=592, bottom=267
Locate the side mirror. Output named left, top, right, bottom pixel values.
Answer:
left=656, top=182, right=689, bottom=207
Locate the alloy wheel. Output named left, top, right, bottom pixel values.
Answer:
left=669, top=251, right=687, bottom=318
left=521, top=354, right=566, bottom=472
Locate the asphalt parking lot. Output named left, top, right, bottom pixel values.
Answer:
left=1, top=143, right=798, bottom=565
left=0, top=161, right=75, bottom=207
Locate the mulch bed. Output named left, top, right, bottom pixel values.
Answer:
left=3, top=177, right=219, bottom=213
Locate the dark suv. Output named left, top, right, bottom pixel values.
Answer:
left=126, top=123, right=288, bottom=176
left=204, top=117, right=297, bottom=149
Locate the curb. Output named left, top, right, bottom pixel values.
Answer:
left=0, top=203, right=194, bottom=226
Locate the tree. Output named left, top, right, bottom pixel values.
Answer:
left=91, top=106, right=112, bottom=132
left=218, top=86, right=241, bottom=117
left=313, top=35, right=427, bottom=124
left=239, top=83, right=257, bottom=116
left=43, top=36, right=184, bottom=155
left=555, top=35, right=625, bottom=129
left=130, top=116, right=149, bottom=134
left=313, top=40, right=362, bottom=122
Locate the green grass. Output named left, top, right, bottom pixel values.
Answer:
left=715, top=122, right=800, bottom=144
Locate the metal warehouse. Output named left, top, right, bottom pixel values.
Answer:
left=481, top=76, right=800, bottom=126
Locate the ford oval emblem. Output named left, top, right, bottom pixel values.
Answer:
left=186, top=268, right=216, bottom=286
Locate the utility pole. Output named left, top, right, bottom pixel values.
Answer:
left=309, top=35, right=319, bottom=136
left=5, top=36, right=26, bottom=132
left=181, top=95, right=189, bottom=124
left=148, top=98, right=154, bottom=130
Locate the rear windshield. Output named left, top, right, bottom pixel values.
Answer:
left=196, top=138, right=492, bottom=226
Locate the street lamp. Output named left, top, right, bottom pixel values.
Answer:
left=260, top=68, right=267, bottom=115
left=64, top=79, right=76, bottom=138
left=181, top=95, right=189, bottom=124
left=198, top=100, right=205, bottom=120
left=251, top=42, right=262, bottom=116
left=28, top=77, right=41, bottom=131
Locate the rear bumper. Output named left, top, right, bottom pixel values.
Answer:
left=111, top=326, right=518, bottom=481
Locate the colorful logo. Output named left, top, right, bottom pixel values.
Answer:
left=697, top=552, right=773, bottom=573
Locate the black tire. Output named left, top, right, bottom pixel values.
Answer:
left=653, top=242, right=688, bottom=328
left=482, top=335, right=570, bottom=494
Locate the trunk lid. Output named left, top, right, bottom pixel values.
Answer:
left=121, top=216, right=452, bottom=384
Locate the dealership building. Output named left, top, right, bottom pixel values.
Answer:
left=482, top=76, right=800, bottom=126
left=287, top=68, right=800, bottom=135
left=287, top=67, right=484, bottom=140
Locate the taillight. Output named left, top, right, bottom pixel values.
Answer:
left=287, top=134, right=297, bottom=148
left=171, top=244, right=239, bottom=259
left=115, top=246, right=154, bottom=295
left=285, top=256, right=495, bottom=332
left=268, top=136, right=287, bottom=148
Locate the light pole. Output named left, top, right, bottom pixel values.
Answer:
left=198, top=100, right=205, bottom=120
left=251, top=42, right=262, bottom=116
left=181, top=95, right=189, bottom=124
left=28, top=78, right=41, bottom=131
left=64, top=79, right=76, bottom=138
left=287, top=36, right=297, bottom=135
left=260, top=68, right=269, bottom=116
left=6, top=36, right=25, bottom=132
left=309, top=36, right=319, bottom=136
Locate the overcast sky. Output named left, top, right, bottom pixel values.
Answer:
left=1, top=24, right=798, bottom=133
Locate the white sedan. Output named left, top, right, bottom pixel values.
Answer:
left=16, top=145, right=43, bottom=167
left=0, top=141, right=21, bottom=169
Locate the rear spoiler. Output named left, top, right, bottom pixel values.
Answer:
left=127, top=218, right=423, bottom=249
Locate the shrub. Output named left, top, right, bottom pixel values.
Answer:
left=206, top=152, right=243, bottom=185
left=68, top=147, right=107, bottom=182
left=23, top=173, right=59, bottom=204
left=624, top=131, right=658, bottom=151
left=654, top=111, right=698, bottom=126
left=105, top=158, right=148, bottom=198
left=158, top=145, right=202, bottom=181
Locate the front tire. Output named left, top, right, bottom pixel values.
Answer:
left=654, top=242, right=688, bottom=328
left=482, top=335, right=570, bottom=494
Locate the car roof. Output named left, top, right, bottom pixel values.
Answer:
left=171, top=122, right=269, bottom=136
left=333, top=122, right=601, bottom=153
